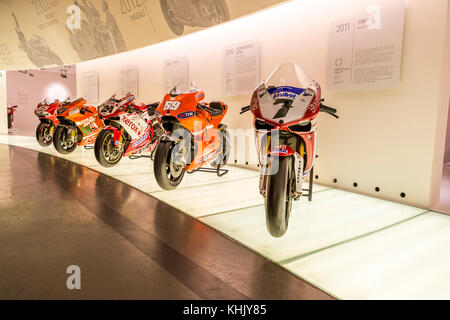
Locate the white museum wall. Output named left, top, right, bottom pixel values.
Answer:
left=430, top=1, right=450, bottom=210
left=0, top=71, right=7, bottom=135
left=76, top=0, right=450, bottom=208
left=6, top=67, right=77, bottom=137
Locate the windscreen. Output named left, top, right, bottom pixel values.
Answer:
left=256, top=63, right=316, bottom=124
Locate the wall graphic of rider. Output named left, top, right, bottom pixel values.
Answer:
left=67, top=0, right=127, bottom=61
left=12, top=12, right=63, bottom=68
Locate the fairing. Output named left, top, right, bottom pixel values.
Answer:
left=251, top=63, right=321, bottom=126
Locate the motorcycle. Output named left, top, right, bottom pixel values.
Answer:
left=153, top=82, right=230, bottom=190
left=160, top=0, right=230, bottom=35
left=95, top=92, right=162, bottom=167
left=240, top=63, right=339, bottom=237
left=53, top=97, right=104, bottom=154
left=34, top=98, right=69, bottom=147
left=7, top=104, right=18, bottom=129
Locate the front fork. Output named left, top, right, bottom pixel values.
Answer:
left=258, top=153, right=304, bottom=199
left=113, top=128, right=124, bottom=148
left=258, top=133, right=305, bottom=200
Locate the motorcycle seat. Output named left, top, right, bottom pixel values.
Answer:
left=205, top=101, right=226, bottom=117
left=146, top=102, right=159, bottom=116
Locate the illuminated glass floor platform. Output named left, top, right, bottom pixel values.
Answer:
left=1, top=135, right=449, bottom=299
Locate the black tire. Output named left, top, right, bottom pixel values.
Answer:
left=160, top=0, right=184, bottom=35
left=8, top=115, right=12, bottom=129
left=153, top=141, right=186, bottom=190
left=211, top=127, right=230, bottom=168
left=53, top=125, right=77, bottom=154
left=94, top=129, right=123, bottom=167
left=36, top=122, right=54, bottom=147
left=264, top=156, right=294, bottom=237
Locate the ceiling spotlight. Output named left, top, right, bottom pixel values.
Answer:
left=19, top=70, right=34, bottom=77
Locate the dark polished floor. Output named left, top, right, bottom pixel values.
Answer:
left=0, top=144, right=332, bottom=299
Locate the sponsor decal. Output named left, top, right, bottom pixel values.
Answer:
left=123, top=116, right=141, bottom=136
left=196, top=92, right=205, bottom=100
left=132, top=131, right=149, bottom=147
left=57, top=107, right=68, bottom=114
left=271, top=145, right=294, bottom=156
left=267, top=86, right=305, bottom=100
left=177, top=111, right=195, bottom=119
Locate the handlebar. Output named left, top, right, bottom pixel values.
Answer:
left=240, top=105, right=250, bottom=114
left=320, top=104, right=339, bottom=118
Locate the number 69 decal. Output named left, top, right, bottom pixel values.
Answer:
left=164, top=101, right=181, bottom=111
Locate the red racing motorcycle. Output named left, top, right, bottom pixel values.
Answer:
left=7, top=104, right=18, bottom=129
left=95, top=93, right=162, bottom=167
left=241, top=63, right=339, bottom=237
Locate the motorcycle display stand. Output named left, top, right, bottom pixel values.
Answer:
left=187, top=164, right=229, bottom=177
left=302, top=166, right=314, bottom=201
left=129, top=154, right=153, bottom=160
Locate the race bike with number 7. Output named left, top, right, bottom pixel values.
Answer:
left=153, top=82, right=230, bottom=190
left=95, top=92, right=163, bottom=167
left=240, top=63, right=339, bottom=237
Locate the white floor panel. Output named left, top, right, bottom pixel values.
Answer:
left=201, top=188, right=426, bottom=262
left=5, top=135, right=449, bottom=300
left=151, top=176, right=263, bottom=217
left=284, top=211, right=450, bottom=299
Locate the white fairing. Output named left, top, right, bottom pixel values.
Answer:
left=118, top=113, right=149, bottom=140
left=255, top=63, right=317, bottom=124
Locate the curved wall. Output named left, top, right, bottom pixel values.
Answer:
left=76, top=0, right=450, bottom=208
left=0, top=0, right=286, bottom=71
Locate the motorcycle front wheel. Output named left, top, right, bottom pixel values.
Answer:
left=153, top=141, right=186, bottom=190
left=264, top=156, right=294, bottom=237
left=36, top=122, right=54, bottom=147
left=53, top=125, right=78, bottom=154
left=94, top=129, right=124, bottom=167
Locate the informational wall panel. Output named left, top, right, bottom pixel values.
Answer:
left=327, top=1, right=406, bottom=91
left=223, top=39, right=261, bottom=96
left=82, top=71, right=98, bottom=102
left=163, top=56, right=189, bottom=94
left=120, top=66, right=138, bottom=97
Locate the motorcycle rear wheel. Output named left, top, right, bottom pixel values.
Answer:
left=264, top=156, right=294, bottom=237
left=53, top=125, right=77, bottom=154
left=154, top=141, right=186, bottom=190
left=8, top=115, right=12, bottom=129
left=94, top=130, right=124, bottom=167
left=36, top=122, right=54, bottom=147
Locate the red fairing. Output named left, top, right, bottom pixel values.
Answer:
left=250, top=90, right=262, bottom=119
left=270, top=145, right=295, bottom=157
left=301, top=83, right=321, bottom=122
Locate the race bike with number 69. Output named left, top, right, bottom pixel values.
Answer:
left=153, top=82, right=230, bottom=190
